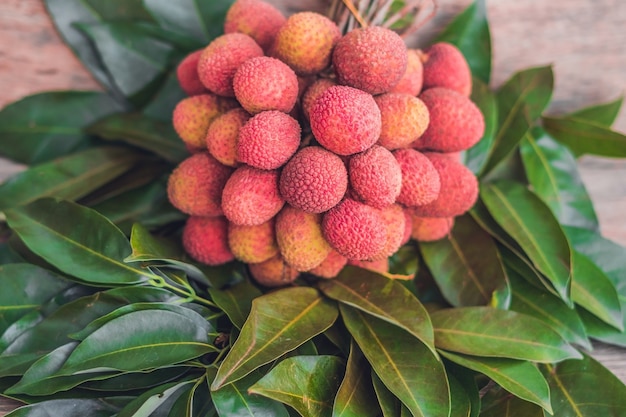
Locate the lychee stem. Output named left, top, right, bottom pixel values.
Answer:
left=342, top=0, right=368, bottom=28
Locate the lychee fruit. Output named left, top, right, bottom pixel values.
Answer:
left=228, top=218, right=279, bottom=263
left=301, top=78, right=337, bottom=120
left=410, top=215, right=455, bottom=241
left=206, top=108, right=250, bottom=167
left=221, top=166, right=285, bottom=225
left=373, top=204, right=407, bottom=260
left=279, top=146, right=348, bottom=213
left=233, top=56, right=299, bottom=114
left=375, top=93, right=430, bottom=151
left=224, top=0, right=286, bottom=52
left=182, top=216, right=234, bottom=266
left=393, top=149, right=441, bottom=207
left=309, top=250, right=348, bottom=279
left=421, top=42, right=472, bottom=97
left=349, top=145, right=402, bottom=208
left=333, top=26, right=408, bottom=95
left=309, top=85, right=381, bottom=155
left=176, top=50, right=206, bottom=96
left=237, top=111, right=301, bottom=170
left=248, top=255, right=299, bottom=287
left=390, top=49, right=424, bottom=96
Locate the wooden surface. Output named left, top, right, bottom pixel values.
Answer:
left=1, top=0, right=626, bottom=413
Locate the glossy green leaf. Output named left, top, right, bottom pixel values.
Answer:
left=541, top=354, right=626, bottom=416
left=420, top=214, right=508, bottom=307
left=447, top=375, right=471, bottom=417
left=520, top=128, right=598, bottom=230
left=165, top=375, right=211, bottom=417
left=481, top=181, right=572, bottom=301
left=116, top=380, right=196, bottom=417
left=0, top=92, right=122, bottom=165
left=440, top=350, right=551, bottom=412
left=318, top=266, right=435, bottom=354
left=543, top=116, right=626, bottom=158
left=211, top=287, right=338, bottom=389
left=570, top=96, right=623, bottom=127
left=481, top=66, right=553, bottom=175
left=341, top=305, right=450, bottom=417
left=578, top=309, right=626, bottom=348
left=464, top=77, right=498, bottom=174
left=431, top=307, right=581, bottom=362
left=86, top=113, right=187, bottom=163
left=208, top=280, right=262, bottom=330
left=249, top=356, right=345, bottom=417
left=371, top=371, right=402, bottom=417
left=333, top=341, right=380, bottom=417
left=479, top=385, right=544, bottom=417
left=4, top=398, right=120, bottom=417
left=142, top=70, right=187, bottom=122
left=5, top=199, right=157, bottom=285
left=0, top=147, right=140, bottom=211
left=81, top=366, right=190, bottom=392
left=212, top=370, right=289, bottom=417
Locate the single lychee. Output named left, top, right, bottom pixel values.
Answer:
left=373, top=204, right=407, bottom=260
left=167, top=153, right=233, bottom=217
left=237, top=111, right=301, bottom=170
left=221, top=166, right=285, bottom=225
left=410, top=215, right=455, bottom=241
left=248, top=255, right=299, bottom=287
left=393, top=149, right=441, bottom=207
left=375, top=93, right=430, bottom=151
left=206, top=108, right=250, bottom=167
left=176, top=50, right=206, bottom=96
left=333, top=26, right=408, bottom=95
left=390, top=49, right=424, bottom=96
left=309, top=85, right=381, bottom=155
left=279, top=146, right=348, bottom=213
left=349, top=145, right=402, bottom=208
left=183, top=216, right=234, bottom=265
left=301, top=78, right=337, bottom=120
left=228, top=218, right=279, bottom=263
left=224, top=0, right=286, bottom=52
left=309, top=250, right=348, bottom=279
left=421, top=42, right=472, bottom=97
left=233, top=56, right=299, bottom=114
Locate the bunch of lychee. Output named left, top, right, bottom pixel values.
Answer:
left=167, top=0, right=485, bottom=287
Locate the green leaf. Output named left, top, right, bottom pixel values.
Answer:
left=86, top=113, right=187, bottom=163
left=249, top=356, right=345, bottom=417
left=480, top=181, right=572, bottom=302
left=212, top=370, right=289, bottom=417
left=543, top=116, right=626, bottom=157
left=318, top=266, right=435, bottom=355
left=479, top=385, right=544, bottom=417
left=0, top=92, right=123, bottom=165
left=208, top=280, right=262, bottom=330
left=211, top=287, right=338, bottom=389
left=341, top=305, right=450, bottom=417
left=481, top=66, right=553, bottom=175
left=116, top=380, right=196, bottom=417
left=0, top=147, right=140, bottom=211
left=142, top=70, right=187, bottom=122
left=84, top=0, right=153, bottom=21
left=440, top=350, right=551, bottom=412
left=431, top=307, right=582, bottom=362
left=435, top=0, right=491, bottom=83
left=569, top=96, right=624, bottom=127
left=4, top=398, right=120, bottom=417
left=447, top=375, right=472, bottom=417
left=464, top=77, right=498, bottom=174
left=541, top=354, right=626, bottom=416
left=144, top=0, right=233, bottom=43
left=81, top=366, right=189, bottom=392
left=371, top=371, right=402, bottom=417
left=446, top=364, right=480, bottom=417
left=420, top=214, right=508, bottom=307
left=5, top=199, right=157, bottom=285
left=333, top=341, right=381, bottom=417
left=520, top=128, right=598, bottom=230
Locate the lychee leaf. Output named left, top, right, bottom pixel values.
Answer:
left=1, top=398, right=121, bottom=417
left=479, top=385, right=544, bottom=417
left=83, top=0, right=154, bottom=22
left=371, top=371, right=403, bottom=417
left=569, top=96, right=624, bottom=128
left=464, top=77, right=498, bottom=174
left=208, top=280, right=262, bottom=330
left=446, top=375, right=472, bottom=417
left=543, top=116, right=626, bottom=158
left=142, top=69, right=187, bottom=123
left=114, top=380, right=197, bottom=417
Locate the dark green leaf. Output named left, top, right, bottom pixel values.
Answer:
left=341, top=305, right=450, bottom=417
left=479, top=385, right=544, bottom=417
left=249, top=356, right=345, bottom=417
left=116, top=380, right=196, bottom=417
left=82, top=366, right=190, bottom=392
left=431, top=307, right=581, bottom=362
left=447, top=375, right=471, bottom=417
left=84, top=0, right=153, bottom=21
left=541, top=354, right=626, bottom=416
left=212, top=370, right=289, bottom=417
left=0, top=147, right=140, bottom=211
left=208, top=280, right=262, bottom=330
left=86, top=113, right=187, bottom=163
left=464, top=77, right=498, bottom=174
left=371, top=371, right=402, bottom=417
left=440, top=350, right=551, bottom=412
left=481, top=66, right=553, bottom=175
left=578, top=309, right=626, bottom=348
left=211, top=287, right=338, bottom=389
left=4, top=398, right=119, bottom=417
left=570, top=96, right=624, bottom=127
left=333, top=341, right=380, bottom=417
left=480, top=181, right=572, bottom=302
left=435, top=0, right=491, bottom=82
left=388, top=244, right=419, bottom=277
left=318, top=266, right=435, bottom=354
left=0, top=92, right=122, bottom=164
left=5, top=199, right=157, bottom=285
left=142, top=70, right=187, bottom=122
left=543, top=116, right=626, bottom=157
left=445, top=364, right=480, bottom=417
left=420, top=214, right=508, bottom=307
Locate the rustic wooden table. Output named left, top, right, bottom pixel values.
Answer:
left=1, top=0, right=625, bottom=414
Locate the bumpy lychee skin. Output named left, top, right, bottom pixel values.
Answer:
left=333, top=26, right=408, bottom=95
left=237, top=111, right=301, bottom=169
left=349, top=145, right=402, bottom=208
left=375, top=93, right=430, bottom=151
left=410, top=153, right=479, bottom=217
left=310, top=85, right=381, bottom=155
left=197, top=33, right=264, bottom=97
left=309, top=250, right=348, bottom=279
left=415, top=87, right=485, bottom=152
left=275, top=206, right=332, bottom=272
left=323, top=198, right=387, bottom=260
left=206, top=108, right=250, bottom=167
left=279, top=146, right=348, bottom=213
left=176, top=50, right=206, bottom=96
left=183, top=216, right=234, bottom=266
left=373, top=204, right=407, bottom=260
left=248, top=255, right=299, bottom=287
left=221, top=166, right=285, bottom=226
left=348, top=258, right=389, bottom=275
left=394, top=149, right=441, bottom=207
left=421, top=42, right=472, bottom=97
left=167, top=153, right=234, bottom=216
left=390, top=49, right=424, bottom=96
left=401, top=209, right=413, bottom=245
left=271, top=12, right=341, bottom=75
left=301, top=78, right=337, bottom=120
left=233, top=56, right=299, bottom=114
left=410, top=215, right=455, bottom=241
left=172, top=94, right=237, bottom=150
left=224, top=0, right=286, bottom=52
left=228, top=219, right=279, bottom=263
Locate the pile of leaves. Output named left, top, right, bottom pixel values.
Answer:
left=0, top=0, right=625, bottom=416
